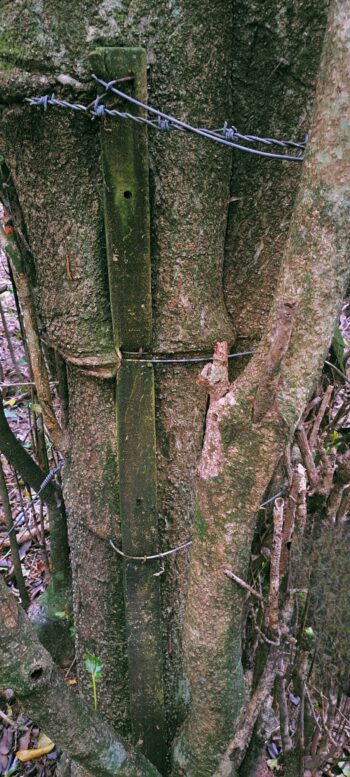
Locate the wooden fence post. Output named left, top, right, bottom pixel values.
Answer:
left=90, top=47, right=167, bottom=772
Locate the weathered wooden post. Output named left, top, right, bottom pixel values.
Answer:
left=90, top=48, right=167, bottom=771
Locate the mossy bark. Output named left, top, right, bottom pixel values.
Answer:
left=0, top=0, right=344, bottom=774
left=175, top=2, right=350, bottom=773
left=64, top=366, right=130, bottom=732
left=0, top=0, right=235, bottom=757
left=224, top=0, right=329, bottom=351
left=0, top=576, right=161, bottom=777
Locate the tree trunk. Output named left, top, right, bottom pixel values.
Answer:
left=175, top=2, right=350, bottom=773
left=0, top=0, right=348, bottom=774
left=224, top=0, right=329, bottom=349
left=0, top=0, right=235, bottom=755
left=0, top=576, right=160, bottom=777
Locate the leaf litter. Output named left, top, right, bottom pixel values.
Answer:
left=0, top=246, right=72, bottom=777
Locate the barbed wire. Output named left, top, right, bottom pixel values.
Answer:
left=121, top=349, right=255, bottom=365
left=0, top=461, right=63, bottom=551
left=0, top=453, right=283, bottom=566
left=109, top=490, right=285, bottom=567
left=26, top=75, right=306, bottom=163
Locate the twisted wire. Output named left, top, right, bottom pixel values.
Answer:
left=26, top=76, right=306, bottom=163
left=0, top=461, right=63, bottom=551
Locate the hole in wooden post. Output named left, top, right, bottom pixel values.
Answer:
left=124, top=191, right=132, bottom=199
left=30, top=667, right=44, bottom=681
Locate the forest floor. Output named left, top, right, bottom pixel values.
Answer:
left=0, top=253, right=70, bottom=777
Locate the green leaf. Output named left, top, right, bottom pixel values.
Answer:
left=332, top=327, right=347, bottom=372
left=84, top=653, right=104, bottom=680
left=304, top=626, right=315, bottom=638
left=29, top=402, right=42, bottom=414
left=267, top=758, right=279, bottom=771
left=4, top=763, right=19, bottom=777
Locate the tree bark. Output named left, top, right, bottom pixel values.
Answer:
left=175, top=1, right=350, bottom=773
left=0, top=577, right=160, bottom=777
left=0, top=0, right=347, bottom=773
left=224, top=0, right=329, bottom=350
left=0, top=0, right=235, bottom=751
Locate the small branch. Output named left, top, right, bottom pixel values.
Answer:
left=277, top=673, right=293, bottom=753
left=309, top=384, right=333, bottom=451
left=0, top=381, right=43, bottom=387
left=254, top=624, right=280, bottom=646
left=0, top=298, right=23, bottom=381
left=318, top=449, right=336, bottom=496
left=260, top=490, right=284, bottom=508
left=0, top=708, right=18, bottom=728
left=336, top=483, right=350, bottom=523
left=252, top=302, right=297, bottom=423
left=265, top=497, right=284, bottom=634
left=214, top=646, right=281, bottom=776
left=327, top=450, right=350, bottom=519
left=328, top=393, right=350, bottom=430
left=304, top=683, right=322, bottom=732
left=296, top=424, right=318, bottom=491
left=284, top=446, right=293, bottom=484
left=0, top=391, right=60, bottom=506
left=0, top=455, right=29, bottom=608
left=223, top=568, right=264, bottom=600
left=0, top=207, right=65, bottom=452
left=0, top=524, right=48, bottom=548
left=295, top=463, right=307, bottom=532
left=280, top=468, right=299, bottom=578
left=325, top=359, right=350, bottom=386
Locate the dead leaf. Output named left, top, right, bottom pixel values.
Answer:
left=0, top=726, right=13, bottom=755
left=16, top=733, right=55, bottom=761
left=18, top=727, right=31, bottom=752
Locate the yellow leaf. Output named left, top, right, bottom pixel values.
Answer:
left=67, top=678, right=77, bottom=685
left=37, top=733, right=54, bottom=749
left=16, top=733, right=55, bottom=761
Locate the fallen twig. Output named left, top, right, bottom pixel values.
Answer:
left=0, top=524, right=49, bottom=548
left=0, top=708, right=18, bottom=728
